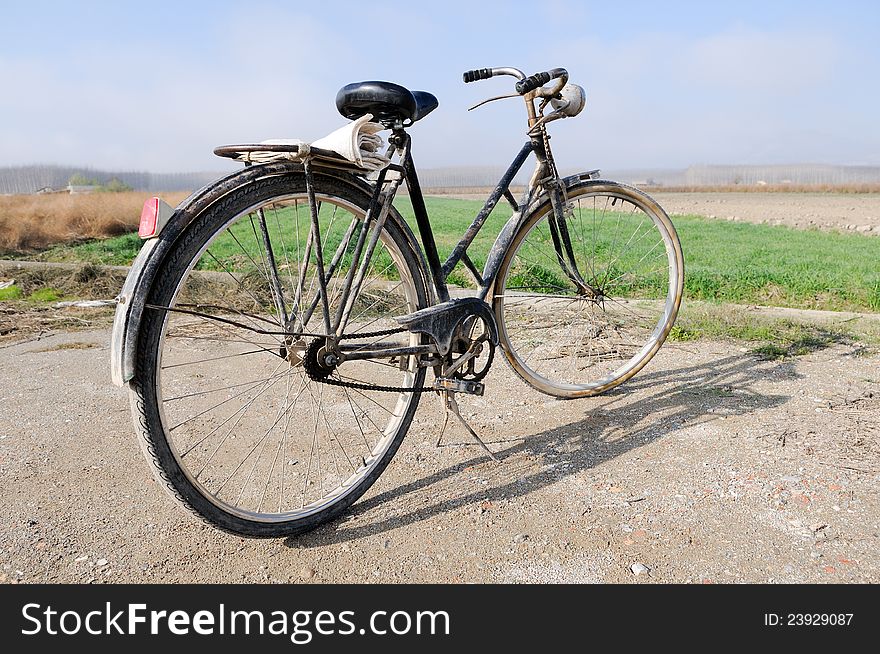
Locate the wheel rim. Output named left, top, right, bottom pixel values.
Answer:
left=153, top=192, right=421, bottom=522
left=496, top=186, right=682, bottom=396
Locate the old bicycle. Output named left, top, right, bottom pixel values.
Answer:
left=110, top=66, right=683, bottom=537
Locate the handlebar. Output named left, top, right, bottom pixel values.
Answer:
left=463, top=66, right=568, bottom=95
left=462, top=66, right=576, bottom=131
left=515, top=68, right=568, bottom=95
left=462, top=68, right=494, bottom=83
left=462, top=66, right=526, bottom=84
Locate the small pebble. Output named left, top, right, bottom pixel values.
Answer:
left=631, top=563, right=650, bottom=576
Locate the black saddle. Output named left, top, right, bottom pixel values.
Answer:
left=336, top=81, right=438, bottom=125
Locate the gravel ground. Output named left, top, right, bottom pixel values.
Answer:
left=3, top=190, right=879, bottom=584
left=1, top=327, right=878, bottom=584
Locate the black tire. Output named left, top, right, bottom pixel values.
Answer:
left=493, top=180, right=684, bottom=398
left=130, top=170, right=429, bottom=537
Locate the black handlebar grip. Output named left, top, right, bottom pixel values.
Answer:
left=463, top=68, right=493, bottom=83
left=515, top=71, right=552, bottom=95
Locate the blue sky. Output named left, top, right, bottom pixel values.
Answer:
left=1, top=0, right=878, bottom=172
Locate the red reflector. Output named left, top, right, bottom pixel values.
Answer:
left=139, top=197, right=160, bottom=238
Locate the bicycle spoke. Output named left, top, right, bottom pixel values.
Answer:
left=173, top=362, right=290, bottom=444
left=342, top=385, right=373, bottom=451
left=161, top=347, right=276, bottom=371
left=190, top=366, right=294, bottom=474
left=499, top=185, right=679, bottom=395
left=203, top=250, right=284, bottom=344
left=152, top=187, right=423, bottom=525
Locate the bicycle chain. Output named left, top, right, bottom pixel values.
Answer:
left=302, top=327, right=435, bottom=393
left=302, top=326, right=494, bottom=394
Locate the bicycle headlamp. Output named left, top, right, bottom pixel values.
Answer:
left=550, top=84, right=586, bottom=117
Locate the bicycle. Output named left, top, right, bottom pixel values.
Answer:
left=110, top=66, right=684, bottom=537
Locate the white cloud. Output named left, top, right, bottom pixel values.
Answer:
left=684, top=27, right=839, bottom=92
left=536, top=24, right=870, bottom=169
left=0, top=10, right=875, bottom=174
left=0, top=51, right=342, bottom=171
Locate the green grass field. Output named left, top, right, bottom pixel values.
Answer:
left=7, top=195, right=880, bottom=354
left=25, top=195, right=880, bottom=313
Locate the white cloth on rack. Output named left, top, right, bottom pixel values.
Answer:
left=254, top=114, right=390, bottom=171
left=314, top=114, right=388, bottom=170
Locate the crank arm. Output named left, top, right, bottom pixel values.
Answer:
left=440, top=336, right=488, bottom=378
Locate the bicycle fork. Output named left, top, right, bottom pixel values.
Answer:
left=546, top=180, right=602, bottom=299
left=530, top=122, right=601, bottom=300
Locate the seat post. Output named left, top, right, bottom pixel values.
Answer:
left=394, top=130, right=449, bottom=303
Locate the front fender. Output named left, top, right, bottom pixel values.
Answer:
left=478, top=170, right=603, bottom=301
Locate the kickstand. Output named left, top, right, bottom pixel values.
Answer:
left=436, top=391, right=499, bottom=462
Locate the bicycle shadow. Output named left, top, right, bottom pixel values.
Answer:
left=285, top=348, right=799, bottom=547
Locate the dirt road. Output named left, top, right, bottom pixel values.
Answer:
left=655, top=192, right=880, bottom=232
left=1, top=327, right=877, bottom=583
left=437, top=191, right=880, bottom=233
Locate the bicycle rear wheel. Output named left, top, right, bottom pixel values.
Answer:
left=494, top=180, right=683, bottom=398
left=130, top=170, right=428, bottom=537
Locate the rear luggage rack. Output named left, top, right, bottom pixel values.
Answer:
left=213, top=143, right=369, bottom=173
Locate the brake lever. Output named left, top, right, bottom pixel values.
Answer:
left=527, top=109, right=568, bottom=134
left=467, top=93, right=520, bottom=111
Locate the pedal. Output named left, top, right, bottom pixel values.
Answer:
left=434, top=377, right=484, bottom=396
left=435, top=391, right=498, bottom=462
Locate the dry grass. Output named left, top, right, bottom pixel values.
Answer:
left=0, top=191, right=189, bottom=252
left=0, top=262, right=131, bottom=299
left=0, top=303, right=116, bottom=347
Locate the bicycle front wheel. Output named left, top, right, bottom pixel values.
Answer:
left=494, top=180, right=683, bottom=398
left=130, top=170, right=428, bottom=537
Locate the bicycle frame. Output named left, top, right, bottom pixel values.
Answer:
left=130, top=114, right=598, bottom=370
left=368, top=127, right=596, bottom=310
left=289, top=122, right=599, bottom=366
left=378, top=131, right=539, bottom=306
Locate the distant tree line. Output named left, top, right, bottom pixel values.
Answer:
left=3, top=163, right=880, bottom=195
left=680, top=164, right=880, bottom=186
left=67, top=173, right=134, bottom=192
left=0, top=165, right=222, bottom=194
